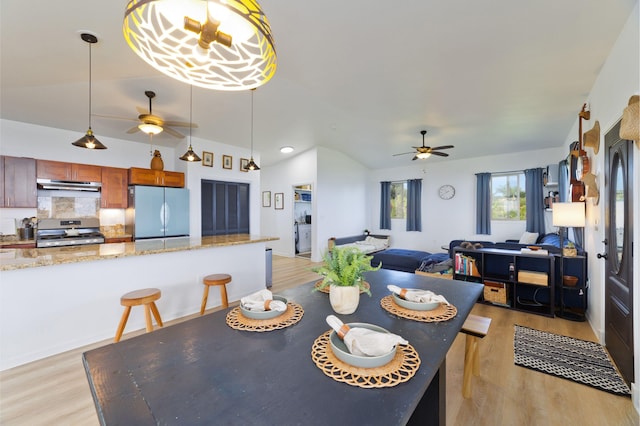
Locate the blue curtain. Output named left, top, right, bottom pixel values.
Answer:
left=380, top=181, right=391, bottom=230
left=558, top=160, right=569, bottom=202
left=475, top=173, right=491, bottom=235
left=524, top=168, right=545, bottom=235
left=406, top=179, right=422, bottom=231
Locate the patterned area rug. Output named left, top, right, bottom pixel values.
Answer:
left=514, top=325, right=631, bottom=396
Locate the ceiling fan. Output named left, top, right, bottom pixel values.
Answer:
left=393, top=130, right=454, bottom=160
left=95, top=91, right=196, bottom=139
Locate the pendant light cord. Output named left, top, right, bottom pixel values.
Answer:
left=189, top=85, right=193, bottom=143
left=88, top=41, right=92, bottom=130
left=250, top=89, right=254, bottom=156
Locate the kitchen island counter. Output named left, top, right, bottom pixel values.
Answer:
left=0, top=234, right=277, bottom=271
left=1, top=235, right=279, bottom=371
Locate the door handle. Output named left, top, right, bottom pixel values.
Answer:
left=597, top=252, right=608, bottom=260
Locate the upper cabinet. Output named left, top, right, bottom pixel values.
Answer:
left=1, top=156, right=37, bottom=208
left=37, top=160, right=102, bottom=182
left=129, top=168, right=185, bottom=188
left=101, top=167, right=128, bottom=209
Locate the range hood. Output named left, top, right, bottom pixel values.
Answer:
left=37, top=178, right=101, bottom=192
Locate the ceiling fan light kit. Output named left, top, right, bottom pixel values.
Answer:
left=72, top=33, right=107, bottom=150
left=138, top=122, right=163, bottom=135
left=123, top=0, right=277, bottom=91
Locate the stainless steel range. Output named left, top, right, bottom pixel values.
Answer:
left=36, top=218, right=105, bottom=248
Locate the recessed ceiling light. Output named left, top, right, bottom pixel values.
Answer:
left=280, top=146, right=294, bottom=154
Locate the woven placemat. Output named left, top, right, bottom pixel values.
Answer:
left=380, top=295, right=457, bottom=322
left=313, top=280, right=370, bottom=294
left=226, top=302, right=304, bottom=332
left=311, top=330, right=421, bottom=388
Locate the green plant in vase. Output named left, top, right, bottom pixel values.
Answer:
left=312, top=246, right=380, bottom=296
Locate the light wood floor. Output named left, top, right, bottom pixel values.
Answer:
left=0, top=256, right=637, bottom=426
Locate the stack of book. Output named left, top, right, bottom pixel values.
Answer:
left=454, top=253, right=481, bottom=277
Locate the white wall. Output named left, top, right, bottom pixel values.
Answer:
left=260, top=146, right=369, bottom=261
left=367, top=147, right=565, bottom=253
left=559, top=2, right=639, bottom=407
left=0, top=119, right=262, bottom=239
left=260, top=148, right=318, bottom=257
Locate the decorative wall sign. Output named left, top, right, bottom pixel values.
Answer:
left=262, top=191, right=271, bottom=207
left=223, top=155, right=232, bottom=169
left=274, top=192, right=284, bottom=210
left=202, top=151, right=213, bottom=167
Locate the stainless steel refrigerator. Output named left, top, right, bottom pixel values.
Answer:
left=125, top=186, right=190, bottom=239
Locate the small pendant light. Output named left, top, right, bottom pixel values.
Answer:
left=244, top=88, right=260, bottom=171
left=179, top=85, right=201, bottom=162
left=72, top=33, right=107, bottom=150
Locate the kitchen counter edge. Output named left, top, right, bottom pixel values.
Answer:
left=0, top=235, right=279, bottom=271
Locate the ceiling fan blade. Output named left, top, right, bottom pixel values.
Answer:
left=126, top=126, right=140, bottom=134
left=431, top=151, right=449, bottom=157
left=430, top=145, right=454, bottom=151
left=164, top=120, right=197, bottom=128
left=164, top=127, right=185, bottom=139
left=411, top=155, right=419, bottom=161
left=393, top=152, right=414, bottom=156
left=136, top=106, right=147, bottom=115
left=93, top=113, right=138, bottom=123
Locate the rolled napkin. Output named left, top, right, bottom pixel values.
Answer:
left=240, top=289, right=287, bottom=312
left=387, top=284, right=450, bottom=305
left=326, top=315, right=408, bottom=357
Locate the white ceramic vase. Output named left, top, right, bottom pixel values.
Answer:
left=329, top=285, right=360, bottom=314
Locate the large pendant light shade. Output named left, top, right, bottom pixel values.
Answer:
left=72, top=33, right=107, bottom=150
left=180, top=85, right=201, bottom=162
left=123, top=0, right=277, bottom=91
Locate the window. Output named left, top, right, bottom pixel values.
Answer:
left=491, top=172, right=526, bottom=220
left=390, top=181, right=407, bottom=219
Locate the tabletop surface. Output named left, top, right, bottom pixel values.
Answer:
left=83, top=269, right=482, bottom=426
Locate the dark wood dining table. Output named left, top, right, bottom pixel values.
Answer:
left=83, top=268, right=483, bottom=425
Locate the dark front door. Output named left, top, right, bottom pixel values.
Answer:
left=604, top=120, right=634, bottom=385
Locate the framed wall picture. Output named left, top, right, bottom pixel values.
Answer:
left=223, top=155, right=232, bottom=169
left=202, top=151, right=213, bottom=167
left=240, top=158, right=249, bottom=172
left=262, top=191, right=271, bottom=207
left=274, top=192, right=284, bottom=210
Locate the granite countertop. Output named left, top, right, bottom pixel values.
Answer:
left=0, top=235, right=278, bottom=271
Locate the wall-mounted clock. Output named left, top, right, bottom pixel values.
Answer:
left=438, top=184, right=455, bottom=200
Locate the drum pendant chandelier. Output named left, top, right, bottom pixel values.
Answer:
left=123, top=0, right=277, bottom=91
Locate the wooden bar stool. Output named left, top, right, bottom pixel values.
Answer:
left=201, top=274, right=232, bottom=315
left=460, top=314, right=492, bottom=398
left=114, top=288, right=164, bottom=342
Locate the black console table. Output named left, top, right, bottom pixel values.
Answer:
left=83, top=269, right=482, bottom=425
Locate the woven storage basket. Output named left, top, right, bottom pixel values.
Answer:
left=483, top=281, right=508, bottom=305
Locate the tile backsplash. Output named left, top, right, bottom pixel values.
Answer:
left=37, top=190, right=100, bottom=219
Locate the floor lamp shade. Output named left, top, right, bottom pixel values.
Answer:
left=552, top=202, right=585, bottom=228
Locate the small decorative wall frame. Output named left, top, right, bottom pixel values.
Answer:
left=262, top=191, right=271, bottom=207
left=202, top=151, right=213, bottom=167
left=223, top=155, right=232, bottom=169
left=274, top=192, right=284, bottom=210
left=240, top=158, right=249, bottom=172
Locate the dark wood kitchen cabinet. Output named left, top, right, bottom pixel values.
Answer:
left=128, top=167, right=184, bottom=188
left=101, top=167, right=128, bottom=209
left=37, top=160, right=102, bottom=182
left=1, top=156, right=37, bottom=208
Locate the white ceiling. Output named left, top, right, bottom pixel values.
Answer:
left=1, top=1, right=636, bottom=169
